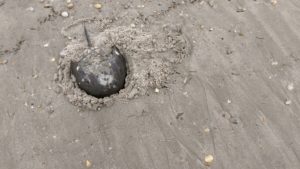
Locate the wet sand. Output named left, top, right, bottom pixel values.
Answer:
left=0, top=0, right=300, bottom=169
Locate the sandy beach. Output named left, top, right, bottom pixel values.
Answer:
left=0, top=0, right=300, bottom=168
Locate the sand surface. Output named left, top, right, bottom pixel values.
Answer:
left=1, top=0, right=300, bottom=169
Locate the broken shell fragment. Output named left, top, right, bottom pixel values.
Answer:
left=94, top=3, right=102, bottom=9
left=204, top=155, right=214, bottom=166
left=85, top=160, right=92, bottom=168
left=61, top=11, right=69, bottom=17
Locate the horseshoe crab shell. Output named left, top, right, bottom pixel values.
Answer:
left=71, top=46, right=127, bottom=98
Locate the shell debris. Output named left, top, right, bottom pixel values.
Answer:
left=285, top=99, right=292, bottom=105
left=227, top=99, right=232, bottom=104
left=61, top=11, right=69, bottom=17
left=271, top=61, right=278, bottom=65
left=271, top=0, right=278, bottom=6
left=26, top=7, right=35, bottom=12
left=85, top=160, right=92, bottom=168
left=66, top=0, right=74, bottom=9
left=67, top=3, right=74, bottom=9
left=204, top=154, right=214, bottom=166
left=130, top=23, right=136, bottom=28
left=94, top=3, right=102, bottom=9
left=287, top=83, right=294, bottom=91
left=0, top=59, right=8, bottom=65
left=236, top=7, right=247, bottom=12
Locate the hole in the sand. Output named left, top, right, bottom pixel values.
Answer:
left=57, top=18, right=191, bottom=110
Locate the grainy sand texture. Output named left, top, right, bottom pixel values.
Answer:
left=0, top=0, right=300, bottom=169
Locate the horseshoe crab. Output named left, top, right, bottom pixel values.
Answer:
left=70, top=25, right=127, bottom=98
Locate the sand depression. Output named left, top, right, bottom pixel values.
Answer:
left=56, top=18, right=191, bottom=110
